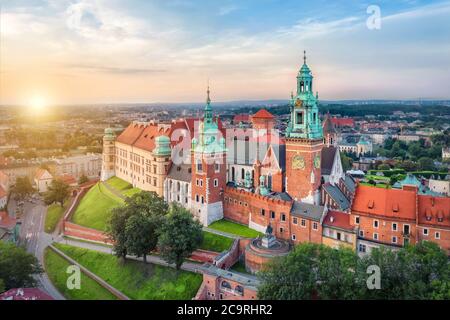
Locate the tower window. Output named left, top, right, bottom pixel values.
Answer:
left=296, top=112, right=304, bottom=125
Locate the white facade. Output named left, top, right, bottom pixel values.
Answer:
left=54, top=154, right=102, bottom=179
left=429, top=179, right=450, bottom=196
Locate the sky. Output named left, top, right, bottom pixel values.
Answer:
left=1, top=0, right=450, bottom=105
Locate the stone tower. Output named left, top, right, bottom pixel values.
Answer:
left=285, top=52, right=324, bottom=204
left=101, top=127, right=116, bottom=181
left=153, top=135, right=172, bottom=196
left=191, top=87, right=227, bottom=226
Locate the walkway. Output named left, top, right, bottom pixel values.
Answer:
left=203, top=226, right=240, bottom=239
left=102, top=181, right=126, bottom=201
left=56, top=238, right=204, bottom=274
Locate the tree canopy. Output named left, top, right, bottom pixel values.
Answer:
left=44, top=179, right=70, bottom=207
left=157, top=204, right=203, bottom=270
left=258, top=241, right=449, bottom=300
left=0, top=242, right=43, bottom=290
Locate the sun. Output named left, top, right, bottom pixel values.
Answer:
left=28, top=95, right=48, bottom=112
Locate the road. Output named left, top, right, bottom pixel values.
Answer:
left=12, top=198, right=66, bottom=300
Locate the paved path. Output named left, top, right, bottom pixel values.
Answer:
left=203, top=226, right=240, bottom=239
left=57, top=238, right=204, bottom=274
left=102, top=181, right=126, bottom=201
left=18, top=199, right=66, bottom=300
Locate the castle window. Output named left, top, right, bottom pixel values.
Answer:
left=301, top=219, right=306, bottom=227
left=241, top=168, right=245, bottom=180
left=435, top=232, right=440, bottom=239
left=423, top=228, right=429, bottom=236
left=392, top=223, right=398, bottom=231
left=280, top=227, right=284, bottom=233
left=196, top=195, right=199, bottom=202
left=293, top=217, right=298, bottom=225
left=355, top=216, right=360, bottom=224
left=312, top=222, right=318, bottom=230
left=201, top=196, right=204, bottom=204
left=214, top=179, right=219, bottom=187
left=281, top=214, right=286, bottom=222
left=215, top=162, right=220, bottom=173
left=392, top=236, right=397, bottom=244
left=261, top=209, right=265, bottom=216
left=197, top=160, right=203, bottom=172
left=296, top=111, right=304, bottom=125
left=359, top=230, right=364, bottom=237
left=373, top=233, right=378, bottom=240
left=292, top=234, right=296, bottom=241
left=359, top=244, right=367, bottom=253
left=270, top=211, right=275, bottom=219
left=373, top=220, right=379, bottom=228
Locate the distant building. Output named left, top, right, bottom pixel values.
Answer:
left=0, top=211, right=18, bottom=242
left=0, top=288, right=53, bottom=300
left=34, top=168, right=53, bottom=193
left=429, top=178, right=450, bottom=196
left=442, top=147, right=450, bottom=160
left=331, top=117, right=355, bottom=128
left=356, top=135, right=373, bottom=156
left=54, top=154, right=102, bottom=180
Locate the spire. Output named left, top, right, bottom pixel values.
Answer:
left=303, top=50, right=306, bottom=65
left=204, top=84, right=213, bottom=123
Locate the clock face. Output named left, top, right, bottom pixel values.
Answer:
left=292, top=155, right=305, bottom=170
left=314, top=154, right=321, bottom=169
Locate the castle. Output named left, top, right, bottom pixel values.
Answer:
left=101, top=54, right=449, bottom=258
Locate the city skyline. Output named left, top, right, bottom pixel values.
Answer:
left=1, top=0, right=450, bottom=106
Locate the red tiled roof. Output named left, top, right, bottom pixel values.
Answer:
left=252, top=109, right=275, bottom=119
left=116, top=122, right=147, bottom=145
left=323, top=210, right=354, bottom=231
left=233, top=114, right=250, bottom=123
left=331, top=117, right=354, bottom=127
left=0, top=288, right=53, bottom=300
left=351, top=185, right=416, bottom=220
left=0, top=211, right=16, bottom=230
left=0, top=186, right=6, bottom=198
left=35, top=168, right=52, bottom=180
left=133, top=124, right=171, bottom=152
left=57, top=174, right=77, bottom=185
left=417, top=195, right=450, bottom=228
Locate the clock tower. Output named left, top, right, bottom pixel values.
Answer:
left=285, top=52, right=323, bottom=204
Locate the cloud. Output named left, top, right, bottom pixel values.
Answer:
left=67, top=64, right=166, bottom=74
left=218, top=5, right=238, bottom=16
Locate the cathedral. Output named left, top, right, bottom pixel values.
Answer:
left=101, top=53, right=354, bottom=240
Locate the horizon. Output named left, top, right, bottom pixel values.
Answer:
left=1, top=0, right=450, bottom=105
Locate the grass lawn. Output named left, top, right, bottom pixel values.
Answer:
left=44, top=247, right=117, bottom=300
left=54, top=243, right=202, bottom=300
left=200, top=231, right=234, bottom=252
left=106, top=176, right=141, bottom=198
left=208, top=219, right=262, bottom=238
left=45, top=201, right=69, bottom=233
left=360, top=182, right=391, bottom=189
left=106, top=176, right=132, bottom=191
left=71, top=183, right=124, bottom=231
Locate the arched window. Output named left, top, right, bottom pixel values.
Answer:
left=235, top=285, right=244, bottom=296
left=221, top=281, right=231, bottom=289
left=300, top=81, right=304, bottom=92
left=241, top=168, right=245, bottom=180
left=177, top=182, right=181, bottom=192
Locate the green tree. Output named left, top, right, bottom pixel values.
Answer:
left=0, top=279, right=5, bottom=293
left=340, top=152, right=352, bottom=171
left=78, top=174, right=88, bottom=185
left=11, top=176, right=34, bottom=201
left=359, top=241, right=449, bottom=299
left=157, top=204, right=203, bottom=271
left=0, top=242, right=43, bottom=290
left=107, top=206, right=132, bottom=259
left=258, top=243, right=362, bottom=300
left=44, top=179, right=70, bottom=207
left=107, top=191, right=168, bottom=260
left=418, top=157, right=435, bottom=171
left=378, top=163, right=390, bottom=170
left=124, top=213, right=160, bottom=263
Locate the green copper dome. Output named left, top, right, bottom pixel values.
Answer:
left=154, top=135, right=171, bottom=156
